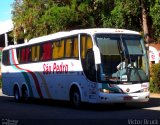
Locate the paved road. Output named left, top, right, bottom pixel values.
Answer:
left=0, top=90, right=160, bottom=125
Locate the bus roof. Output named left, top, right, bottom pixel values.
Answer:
left=3, top=28, right=140, bottom=50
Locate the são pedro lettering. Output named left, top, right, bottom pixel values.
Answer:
left=43, top=62, right=68, bottom=74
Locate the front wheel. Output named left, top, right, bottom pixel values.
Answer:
left=70, top=89, right=81, bottom=108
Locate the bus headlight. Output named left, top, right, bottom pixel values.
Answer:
left=100, top=89, right=110, bottom=93
left=141, top=88, right=149, bottom=92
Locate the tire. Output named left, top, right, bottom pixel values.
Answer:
left=14, top=87, right=21, bottom=102
left=22, top=87, right=29, bottom=102
left=70, top=89, right=81, bottom=108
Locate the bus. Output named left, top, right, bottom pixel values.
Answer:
left=1, top=28, right=150, bottom=107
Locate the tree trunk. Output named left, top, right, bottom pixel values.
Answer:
left=140, top=0, right=150, bottom=44
left=142, top=8, right=150, bottom=44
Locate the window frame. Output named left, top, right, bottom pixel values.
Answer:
left=13, top=34, right=79, bottom=65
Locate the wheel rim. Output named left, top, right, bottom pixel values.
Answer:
left=23, top=89, right=29, bottom=101
left=73, top=92, right=80, bottom=107
left=14, top=89, right=20, bottom=101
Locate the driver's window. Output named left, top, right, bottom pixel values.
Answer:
left=80, top=34, right=96, bottom=82
left=85, top=49, right=96, bottom=81
left=80, top=34, right=93, bottom=60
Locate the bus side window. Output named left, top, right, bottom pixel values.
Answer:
left=85, top=49, right=96, bottom=82
left=52, top=42, right=57, bottom=59
left=52, top=40, right=64, bottom=59
left=65, top=38, right=71, bottom=58
left=25, top=47, right=30, bottom=62
left=80, top=34, right=95, bottom=81
left=80, top=34, right=93, bottom=59
left=58, top=40, right=64, bottom=58
left=81, top=36, right=86, bottom=59
left=31, top=45, right=40, bottom=62
left=2, top=50, right=10, bottom=65
left=41, top=42, right=52, bottom=61
left=32, top=46, right=35, bottom=61
left=72, top=37, right=79, bottom=58
left=20, top=47, right=31, bottom=63
left=21, top=48, right=25, bottom=63
left=87, top=36, right=93, bottom=50
left=65, top=36, right=78, bottom=58
left=16, top=49, right=21, bottom=63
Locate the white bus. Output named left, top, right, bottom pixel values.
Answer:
left=1, top=28, right=150, bottom=107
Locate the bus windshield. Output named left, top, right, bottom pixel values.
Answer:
left=95, top=34, right=149, bottom=84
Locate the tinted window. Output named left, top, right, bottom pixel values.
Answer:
left=20, top=47, right=31, bottom=63
left=41, top=42, right=52, bottom=61
left=31, top=45, right=40, bottom=62
left=2, top=50, right=10, bottom=65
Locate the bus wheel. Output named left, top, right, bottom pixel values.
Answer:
left=14, top=87, right=21, bottom=102
left=70, top=88, right=81, bottom=108
left=22, top=86, right=29, bottom=102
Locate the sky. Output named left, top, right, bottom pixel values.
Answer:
left=0, top=0, right=14, bottom=22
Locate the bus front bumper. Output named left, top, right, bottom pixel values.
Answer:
left=97, top=92, right=150, bottom=103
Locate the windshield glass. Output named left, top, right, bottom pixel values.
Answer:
left=95, top=34, right=149, bottom=84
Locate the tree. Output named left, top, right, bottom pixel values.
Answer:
left=12, top=0, right=160, bottom=43
left=12, top=0, right=53, bottom=40
left=150, top=0, right=160, bottom=42
left=40, top=4, right=78, bottom=33
left=12, top=0, right=79, bottom=41
left=102, top=0, right=142, bottom=30
left=139, top=0, right=151, bottom=44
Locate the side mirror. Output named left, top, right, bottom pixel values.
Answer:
left=93, top=46, right=101, bottom=64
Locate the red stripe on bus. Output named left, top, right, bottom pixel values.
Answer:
left=11, top=49, right=43, bottom=98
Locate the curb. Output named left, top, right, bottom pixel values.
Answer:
left=150, top=93, right=160, bottom=98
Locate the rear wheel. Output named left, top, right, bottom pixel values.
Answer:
left=14, top=87, right=21, bottom=102
left=22, top=86, right=29, bottom=102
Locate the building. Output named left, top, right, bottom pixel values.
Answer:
left=0, top=20, right=14, bottom=76
left=149, top=44, right=160, bottom=64
left=0, top=20, right=14, bottom=47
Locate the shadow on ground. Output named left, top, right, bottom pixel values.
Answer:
left=1, top=95, right=159, bottom=111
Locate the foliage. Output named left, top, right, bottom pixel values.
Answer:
left=150, top=0, right=160, bottom=41
left=37, top=4, right=78, bottom=36
left=102, top=0, right=140, bottom=30
left=150, top=63, right=160, bottom=93
left=12, top=0, right=160, bottom=43
left=12, top=0, right=96, bottom=40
